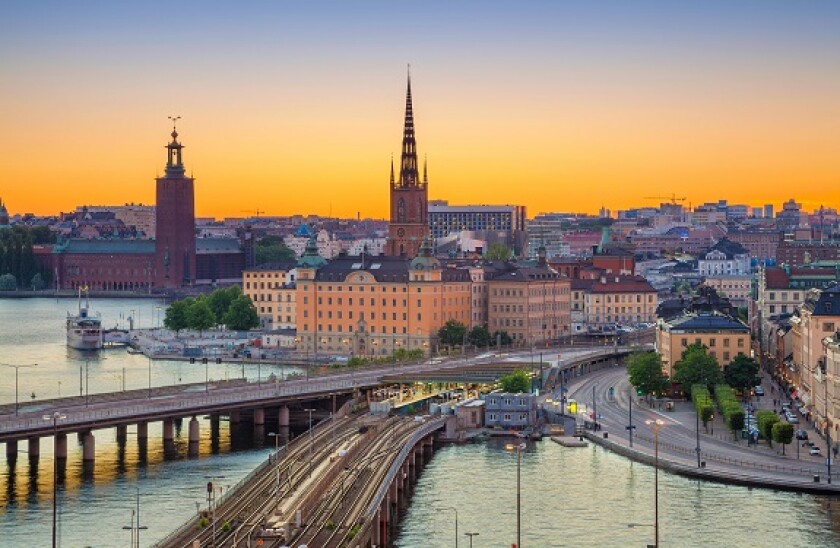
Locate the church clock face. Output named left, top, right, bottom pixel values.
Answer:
left=397, top=228, right=405, bottom=237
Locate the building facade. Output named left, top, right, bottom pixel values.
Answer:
left=584, top=276, right=658, bottom=330
left=657, top=313, right=751, bottom=376
left=484, top=392, right=537, bottom=429
left=697, top=239, right=750, bottom=277
left=242, top=261, right=297, bottom=329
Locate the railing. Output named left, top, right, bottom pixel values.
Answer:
left=362, top=417, right=446, bottom=521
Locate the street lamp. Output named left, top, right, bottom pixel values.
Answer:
left=44, top=411, right=66, bottom=548
left=268, top=432, right=285, bottom=502
left=430, top=500, right=459, bottom=548
left=204, top=475, right=227, bottom=548
left=505, top=441, right=526, bottom=548
left=645, top=419, right=664, bottom=548
left=821, top=361, right=832, bottom=484
left=121, top=487, right=148, bottom=548
left=1, top=362, right=37, bottom=415
left=464, top=532, right=479, bottom=548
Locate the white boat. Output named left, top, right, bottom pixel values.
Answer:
left=67, top=288, right=103, bottom=350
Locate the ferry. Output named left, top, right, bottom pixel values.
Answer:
left=66, top=288, right=103, bottom=350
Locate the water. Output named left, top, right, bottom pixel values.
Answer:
left=0, top=298, right=293, bottom=547
left=397, top=440, right=840, bottom=547
left=3, top=298, right=840, bottom=547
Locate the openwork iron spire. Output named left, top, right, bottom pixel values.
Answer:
left=399, top=68, right=419, bottom=186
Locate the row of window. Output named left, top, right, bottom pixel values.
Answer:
left=680, top=337, right=745, bottom=348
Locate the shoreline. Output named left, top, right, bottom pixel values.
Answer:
left=584, top=431, right=840, bottom=496
left=0, top=290, right=167, bottom=299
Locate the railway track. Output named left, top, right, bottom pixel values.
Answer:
left=289, top=417, right=425, bottom=548
left=159, top=414, right=358, bottom=548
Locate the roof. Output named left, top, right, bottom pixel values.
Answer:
left=804, top=284, right=840, bottom=317
left=590, top=276, right=656, bottom=293
left=491, top=265, right=562, bottom=282
left=764, top=267, right=791, bottom=289
left=245, top=261, right=297, bottom=272
left=313, top=255, right=470, bottom=283
left=195, top=238, right=242, bottom=254
left=704, top=238, right=749, bottom=259
left=571, top=279, right=595, bottom=291
left=663, top=313, right=749, bottom=333
left=55, top=239, right=155, bottom=255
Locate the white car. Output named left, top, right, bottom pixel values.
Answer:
left=809, top=446, right=822, bottom=456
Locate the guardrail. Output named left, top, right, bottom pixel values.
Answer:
left=362, top=417, right=446, bottom=522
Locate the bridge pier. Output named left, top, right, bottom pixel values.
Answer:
left=253, top=408, right=265, bottom=426
left=278, top=406, right=290, bottom=442
left=137, top=421, right=148, bottom=440
left=82, top=431, right=95, bottom=462
left=55, top=433, right=68, bottom=461
left=188, top=417, right=200, bottom=457
left=27, top=437, right=40, bottom=459
left=163, top=418, right=175, bottom=442
left=5, top=440, right=17, bottom=461
left=229, top=410, right=241, bottom=424
left=116, top=424, right=127, bottom=445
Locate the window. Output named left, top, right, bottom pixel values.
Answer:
left=723, top=352, right=730, bottom=361
left=737, top=339, right=745, bottom=348
left=824, top=322, right=836, bottom=332
left=709, top=338, right=716, bottom=347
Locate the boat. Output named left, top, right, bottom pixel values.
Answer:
left=66, top=287, right=103, bottom=350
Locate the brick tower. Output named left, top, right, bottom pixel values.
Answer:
left=155, top=118, right=196, bottom=287
left=386, top=71, right=429, bottom=258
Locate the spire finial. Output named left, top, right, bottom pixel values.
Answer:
left=398, top=68, right=418, bottom=186
left=423, top=154, right=428, bottom=184
left=168, top=115, right=181, bottom=140
left=390, top=154, right=395, bottom=184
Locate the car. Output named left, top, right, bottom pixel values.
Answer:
left=754, top=386, right=765, bottom=397
left=786, top=414, right=800, bottom=424
left=795, top=429, right=809, bottom=440
left=809, top=446, right=822, bottom=456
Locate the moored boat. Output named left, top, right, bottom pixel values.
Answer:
left=66, top=288, right=103, bottom=350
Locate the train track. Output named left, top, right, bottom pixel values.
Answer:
left=161, top=414, right=358, bottom=548
left=289, top=417, right=426, bottom=548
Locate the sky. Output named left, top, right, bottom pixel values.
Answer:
left=1, top=1, right=839, bottom=219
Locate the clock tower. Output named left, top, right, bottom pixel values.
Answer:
left=386, top=70, right=429, bottom=258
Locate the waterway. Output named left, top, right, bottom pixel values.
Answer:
left=2, top=298, right=840, bottom=547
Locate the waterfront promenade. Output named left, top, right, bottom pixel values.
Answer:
left=565, top=367, right=840, bottom=494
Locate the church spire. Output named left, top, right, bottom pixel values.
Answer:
left=399, top=66, right=419, bottom=187
left=390, top=154, right=395, bottom=185
left=423, top=154, right=428, bottom=185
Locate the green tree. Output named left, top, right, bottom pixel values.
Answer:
left=468, top=325, right=491, bottom=348
left=223, top=294, right=260, bottom=331
left=673, top=343, right=722, bottom=392
left=485, top=242, right=513, bottom=260
left=208, top=286, right=242, bottom=325
left=756, top=410, right=780, bottom=445
left=0, top=273, right=16, bottom=291
left=438, top=319, right=468, bottom=348
left=30, top=272, right=46, bottom=290
left=627, top=352, right=670, bottom=400
left=164, top=300, right=190, bottom=334
left=187, top=297, right=216, bottom=334
left=255, top=235, right=296, bottom=265
left=492, top=330, right=513, bottom=346
left=500, top=370, right=531, bottom=393
left=724, top=354, right=760, bottom=399
left=772, top=421, right=794, bottom=455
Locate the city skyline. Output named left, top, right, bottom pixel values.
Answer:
left=2, top=1, right=839, bottom=218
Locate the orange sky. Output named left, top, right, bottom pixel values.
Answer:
left=1, top=2, right=839, bottom=219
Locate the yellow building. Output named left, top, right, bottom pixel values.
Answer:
left=242, top=261, right=297, bottom=330
left=584, top=276, right=658, bottom=330
left=657, top=313, right=751, bottom=376
left=295, top=238, right=472, bottom=356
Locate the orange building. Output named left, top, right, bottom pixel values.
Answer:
left=295, top=238, right=472, bottom=356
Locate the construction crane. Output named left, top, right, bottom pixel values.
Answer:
left=644, top=194, right=686, bottom=205
left=240, top=209, right=265, bottom=217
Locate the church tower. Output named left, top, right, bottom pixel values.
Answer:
left=386, top=70, right=429, bottom=258
left=155, top=118, right=196, bottom=287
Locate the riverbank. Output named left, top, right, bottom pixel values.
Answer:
left=0, top=289, right=166, bottom=299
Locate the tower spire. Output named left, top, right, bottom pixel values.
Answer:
left=164, top=116, right=185, bottom=177
left=390, top=154, right=395, bottom=185
left=399, top=66, right=418, bottom=186
left=423, top=154, right=428, bottom=184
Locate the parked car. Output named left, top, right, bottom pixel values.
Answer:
left=786, top=413, right=800, bottom=424
left=795, top=429, right=809, bottom=440
left=754, top=386, right=765, bottom=397
left=809, top=446, right=822, bottom=456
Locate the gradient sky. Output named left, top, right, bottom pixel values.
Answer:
left=1, top=1, right=839, bottom=219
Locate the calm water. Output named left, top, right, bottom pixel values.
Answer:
left=3, top=298, right=840, bottom=547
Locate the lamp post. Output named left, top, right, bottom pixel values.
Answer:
left=822, top=362, right=832, bottom=483
left=204, top=476, right=227, bottom=548
left=44, top=411, right=66, bottom=548
left=304, top=408, right=316, bottom=477
left=430, top=500, right=459, bottom=548
left=464, top=532, right=479, bottom=548
left=627, top=387, right=635, bottom=447
left=645, top=419, right=664, bottom=548
left=505, top=441, right=526, bottom=548
left=1, top=362, right=37, bottom=415
left=268, top=432, right=284, bottom=502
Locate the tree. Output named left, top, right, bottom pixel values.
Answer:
left=724, top=354, right=760, bottom=399
left=223, top=295, right=260, bottom=331
left=627, top=352, right=670, bottom=399
left=164, top=300, right=190, bottom=334
left=255, top=235, right=296, bottom=265
left=772, top=421, right=794, bottom=455
left=756, top=410, right=780, bottom=445
left=0, top=273, right=16, bottom=291
left=485, top=242, right=513, bottom=260
left=208, top=286, right=242, bottom=325
left=492, top=330, right=513, bottom=346
left=500, top=370, right=531, bottom=393
left=673, top=343, right=722, bottom=392
left=438, top=319, right=468, bottom=348
left=468, top=325, right=491, bottom=348
left=30, top=272, right=46, bottom=291
left=187, top=297, right=216, bottom=334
